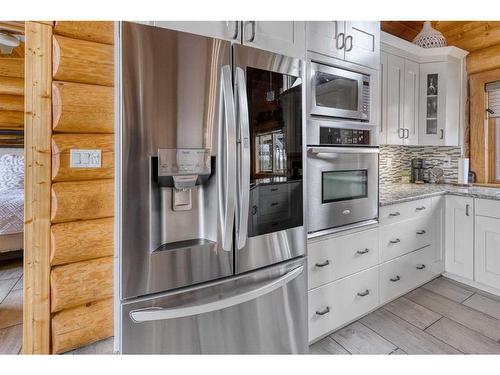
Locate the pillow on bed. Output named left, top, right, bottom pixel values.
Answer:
left=0, top=154, right=24, bottom=190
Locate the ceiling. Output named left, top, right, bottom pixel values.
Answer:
left=381, top=21, right=500, bottom=52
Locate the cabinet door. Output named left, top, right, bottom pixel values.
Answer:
left=306, top=21, right=345, bottom=60
left=445, top=196, right=474, bottom=280
left=403, top=59, right=419, bottom=145
left=153, top=21, right=240, bottom=42
left=344, top=21, right=380, bottom=69
left=385, top=54, right=405, bottom=145
left=475, top=216, right=500, bottom=289
left=418, top=62, right=447, bottom=145
left=430, top=196, right=445, bottom=274
left=243, top=21, right=305, bottom=58
left=379, top=51, right=388, bottom=144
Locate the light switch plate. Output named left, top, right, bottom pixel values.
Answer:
left=70, top=149, right=102, bottom=168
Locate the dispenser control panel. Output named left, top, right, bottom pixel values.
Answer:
left=158, top=148, right=211, bottom=177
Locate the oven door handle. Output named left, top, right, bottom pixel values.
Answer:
left=308, top=147, right=379, bottom=155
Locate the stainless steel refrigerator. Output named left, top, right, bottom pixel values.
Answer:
left=117, top=21, right=307, bottom=354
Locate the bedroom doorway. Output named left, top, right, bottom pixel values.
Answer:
left=0, top=21, right=25, bottom=354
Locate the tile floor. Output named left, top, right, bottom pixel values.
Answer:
left=310, top=277, right=500, bottom=354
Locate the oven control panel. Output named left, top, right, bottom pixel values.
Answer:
left=319, top=127, right=370, bottom=145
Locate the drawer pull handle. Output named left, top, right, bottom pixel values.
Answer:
left=315, top=307, right=330, bottom=316
left=270, top=202, right=279, bottom=206
left=416, top=230, right=426, bottom=235
left=390, top=275, right=401, bottom=282
left=416, top=264, right=426, bottom=270
left=315, top=260, right=330, bottom=268
left=389, top=212, right=401, bottom=217
left=270, top=188, right=279, bottom=192
left=416, top=206, right=426, bottom=211
left=389, top=238, right=401, bottom=244
left=357, top=248, right=370, bottom=255
left=357, top=289, right=370, bottom=297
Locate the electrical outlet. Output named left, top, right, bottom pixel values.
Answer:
left=70, top=149, right=102, bottom=168
left=444, top=156, right=451, bottom=166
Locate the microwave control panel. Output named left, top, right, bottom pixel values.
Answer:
left=319, top=127, right=370, bottom=145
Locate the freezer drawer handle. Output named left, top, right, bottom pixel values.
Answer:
left=315, top=307, right=330, bottom=316
left=129, top=265, right=304, bottom=323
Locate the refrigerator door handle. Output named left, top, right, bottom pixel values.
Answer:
left=235, top=67, right=250, bottom=250
left=218, top=65, right=237, bottom=251
left=129, top=265, right=304, bottom=323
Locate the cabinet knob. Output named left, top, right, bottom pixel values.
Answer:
left=390, top=275, right=401, bottom=282
left=315, top=307, right=330, bottom=316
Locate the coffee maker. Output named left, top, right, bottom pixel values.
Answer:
left=411, top=158, right=427, bottom=183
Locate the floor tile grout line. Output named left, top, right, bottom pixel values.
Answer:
left=0, top=275, right=22, bottom=305
left=378, top=308, right=466, bottom=354
left=460, top=292, right=476, bottom=305
left=380, top=303, right=442, bottom=332
left=423, top=316, right=445, bottom=332
left=327, top=334, right=353, bottom=355
left=424, top=315, right=500, bottom=354
left=356, top=318, right=400, bottom=353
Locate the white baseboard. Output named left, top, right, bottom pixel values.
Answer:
left=442, top=272, right=500, bottom=297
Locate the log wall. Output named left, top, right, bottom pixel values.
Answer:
left=48, top=21, right=115, bottom=354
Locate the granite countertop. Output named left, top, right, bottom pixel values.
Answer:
left=380, top=183, right=500, bottom=206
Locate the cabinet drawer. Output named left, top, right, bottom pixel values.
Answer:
left=379, top=216, right=432, bottom=262
left=475, top=198, right=500, bottom=219
left=259, top=183, right=294, bottom=196
left=260, top=193, right=289, bottom=215
left=380, top=246, right=438, bottom=305
left=308, top=228, right=379, bottom=289
left=380, top=198, right=432, bottom=226
left=308, top=266, right=379, bottom=342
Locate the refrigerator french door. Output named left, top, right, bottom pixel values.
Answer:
left=119, top=22, right=306, bottom=354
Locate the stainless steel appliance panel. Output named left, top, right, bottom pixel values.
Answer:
left=121, top=258, right=308, bottom=354
left=307, top=146, right=379, bottom=234
left=233, top=44, right=306, bottom=274
left=120, top=22, right=233, bottom=299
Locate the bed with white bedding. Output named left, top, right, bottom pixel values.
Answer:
left=0, top=153, right=24, bottom=253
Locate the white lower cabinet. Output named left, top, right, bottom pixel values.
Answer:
left=308, top=266, right=379, bottom=342
left=445, top=195, right=474, bottom=280
left=308, top=196, right=443, bottom=342
left=474, top=199, right=500, bottom=290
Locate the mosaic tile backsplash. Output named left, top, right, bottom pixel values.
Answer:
left=379, top=145, right=462, bottom=184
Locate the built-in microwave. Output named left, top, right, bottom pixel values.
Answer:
left=310, top=61, right=370, bottom=122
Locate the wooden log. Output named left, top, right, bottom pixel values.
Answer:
left=467, top=44, right=500, bottom=74
left=51, top=297, right=113, bottom=354
left=23, top=21, right=52, bottom=355
left=51, top=179, right=114, bottom=223
left=54, top=21, right=114, bottom=45
left=50, top=218, right=114, bottom=266
left=52, top=81, right=114, bottom=133
left=0, top=57, right=24, bottom=78
left=51, top=133, right=114, bottom=181
left=0, top=76, right=24, bottom=96
left=0, top=94, right=24, bottom=111
left=52, top=35, right=114, bottom=86
left=0, top=110, right=23, bottom=129
left=50, top=256, right=114, bottom=313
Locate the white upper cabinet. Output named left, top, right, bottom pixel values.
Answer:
left=385, top=54, right=405, bottom=144
left=306, top=21, right=380, bottom=69
left=403, top=59, right=419, bottom=145
left=344, top=21, right=380, bottom=69
left=306, top=21, right=345, bottom=60
left=445, top=195, right=474, bottom=280
left=418, top=60, right=461, bottom=146
left=242, top=21, right=305, bottom=58
left=153, top=21, right=240, bottom=42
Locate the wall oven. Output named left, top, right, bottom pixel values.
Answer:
left=310, top=61, right=370, bottom=122
left=307, top=128, right=379, bottom=237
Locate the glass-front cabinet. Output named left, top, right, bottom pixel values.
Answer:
left=246, top=66, right=303, bottom=237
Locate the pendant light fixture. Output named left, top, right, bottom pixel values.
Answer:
left=0, top=31, right=21, bottom=54
left=413, top=21, right=447, bottom=48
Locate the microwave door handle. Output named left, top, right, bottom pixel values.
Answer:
left=129, top=265, right=304, bottom=322
left=235, top=67, right=250, bottom=250
left=308, top=147, right=380, bottom=155
left=217, top=65, right=237, bottom=251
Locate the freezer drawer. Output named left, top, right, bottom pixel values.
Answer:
left=121, top=258, right=307, bottom=354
